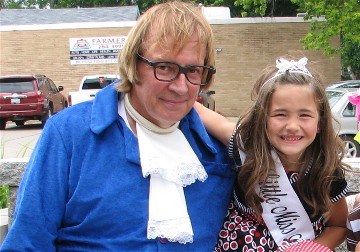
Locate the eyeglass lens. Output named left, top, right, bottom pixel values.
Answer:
left=154, top=62, right=205, bottom=85
left=137, top=54, right=214, bottom=86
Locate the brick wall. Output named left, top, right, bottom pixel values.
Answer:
left=0, top=18, right=341, bottom=117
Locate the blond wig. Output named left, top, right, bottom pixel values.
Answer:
left=116, top=1, right=216, bottom=93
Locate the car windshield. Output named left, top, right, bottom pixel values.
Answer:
left=82, top=77, right=118, bottom=90
left=325, top=90, right=345, bottom=108
left=329, top=81, right=360, bottom=89
left=0, top=79, right=35, bottom=93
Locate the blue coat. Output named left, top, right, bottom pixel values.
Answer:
left=1, top=84, right=236, bottom=252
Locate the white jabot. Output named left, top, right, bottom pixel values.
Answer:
left=121, top=94, right=208, bottom=244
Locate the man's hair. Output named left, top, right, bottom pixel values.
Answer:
left=115, top=1, right=215, bottom=92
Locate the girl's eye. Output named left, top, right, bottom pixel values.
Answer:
left=274, top=113, right=286, bottom=117
left=300, top=113, right=312, bottom=118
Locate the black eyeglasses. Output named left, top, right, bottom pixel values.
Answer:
left=137, top=54, right=216, bottom=86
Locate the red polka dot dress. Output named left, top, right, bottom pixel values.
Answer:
left=214, top=136, right=348, bottom=251
left=214, top=171, right=348, bottom=252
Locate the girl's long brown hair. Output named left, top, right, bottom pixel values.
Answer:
left=234, top=58, right=350, bottom=219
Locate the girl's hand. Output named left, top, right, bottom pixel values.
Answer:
left=313, top=197, right=347, bottom=249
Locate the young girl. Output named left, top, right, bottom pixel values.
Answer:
left=195, top=57, right=350, bottom=251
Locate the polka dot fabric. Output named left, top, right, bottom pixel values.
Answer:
left=277, top=240, right=332, bottom=252
left=213, top=195, right=327, bottom=252
left=214, top=201, right=277, bottom=252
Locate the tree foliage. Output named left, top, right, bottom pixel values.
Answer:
left=293, top=0, right=360, bottom=79
left=232, top=0, right=298, bottom=17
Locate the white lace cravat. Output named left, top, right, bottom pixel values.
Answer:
left=122, top=94, right=208, bottom=244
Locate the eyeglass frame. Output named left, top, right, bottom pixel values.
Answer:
left=137, top=53, right=216, bottom=86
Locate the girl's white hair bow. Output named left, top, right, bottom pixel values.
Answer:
left=274, top=57, right=313, bottom=78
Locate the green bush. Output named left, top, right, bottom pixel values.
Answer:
left=0, top=185, right=9, bottom=208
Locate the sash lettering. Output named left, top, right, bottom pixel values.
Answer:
left=237, top=147, right=314, bottom=245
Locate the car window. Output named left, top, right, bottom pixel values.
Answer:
left=342, top=102, right=356, bottom=117
left=0, top=79, right=35, bottom=93
left=339, top=83, right=360, bottom=88
left=47, top=79, right=58, bottom=92
left=37, top=78, right=45, bottom=88
left=82, top=77, right=118, bottom=90
left=328, top=80, right=360, bottom=89
left=325, top=90, right=344, bottom=108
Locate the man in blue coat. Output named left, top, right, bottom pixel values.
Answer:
left=1, top=1, right=236, bottom=251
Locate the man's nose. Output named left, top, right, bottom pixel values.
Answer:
left=168, top=73, right=189, bottom=94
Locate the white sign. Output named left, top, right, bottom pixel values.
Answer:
left=69, top=36, right=127, bottom=65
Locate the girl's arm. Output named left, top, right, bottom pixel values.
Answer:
left=194, top=101, right=236, bottom=146
left=313, top=197, right=348, bottom=249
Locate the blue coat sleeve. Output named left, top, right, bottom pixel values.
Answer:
left=1, top=119, right=70, bottom=251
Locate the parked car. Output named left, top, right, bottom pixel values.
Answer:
left=0, top=74, right=68, bottom=130
left=327, top=80, right=360, bottom=89
left=196, top=89, right=216, bottom=111
left=326, top=88, right=359, bottom=157
left=68, top=74, right=120, bottom=106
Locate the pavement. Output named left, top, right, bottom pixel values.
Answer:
left=0, top=121, right=41, bottom=160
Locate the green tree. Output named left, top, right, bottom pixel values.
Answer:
left=0, top=186, right=9, bottom=209
left=52, top=0, right=132, bottom=8
left=1, top=0, right=23, bottom=8
left=293, top=0, right=360, bottom=79
left=232, top=0, right=298, bottom=17
left=342, top=37, right=360, bottom=79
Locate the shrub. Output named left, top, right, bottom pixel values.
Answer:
left=0, top=185, right=9, bottom=208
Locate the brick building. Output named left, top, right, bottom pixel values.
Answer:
left=0, top=6, right=340, bottom=116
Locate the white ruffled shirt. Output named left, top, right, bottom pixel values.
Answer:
left=119, top=94, right=208, bottom=244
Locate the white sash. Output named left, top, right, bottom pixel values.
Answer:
left=238, top=148, right=315, bottom=244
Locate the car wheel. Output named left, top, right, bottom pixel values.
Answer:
left=49, top=107, right=54, bottom=117
left=342, top=135, right=360, bottom=158
left=15, top=121, right=25, bottom=126
left=212, top=101, right=216, bottom=111
left=0, top=119, right=6, bottom=130
left=41, top=106, right=53, bottom=127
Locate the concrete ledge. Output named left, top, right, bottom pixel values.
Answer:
left=0, top=208, right=8, bottom=244
left=0, top=158, right=28, bottom=227
left=0, top=158, right=28, bottom=186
